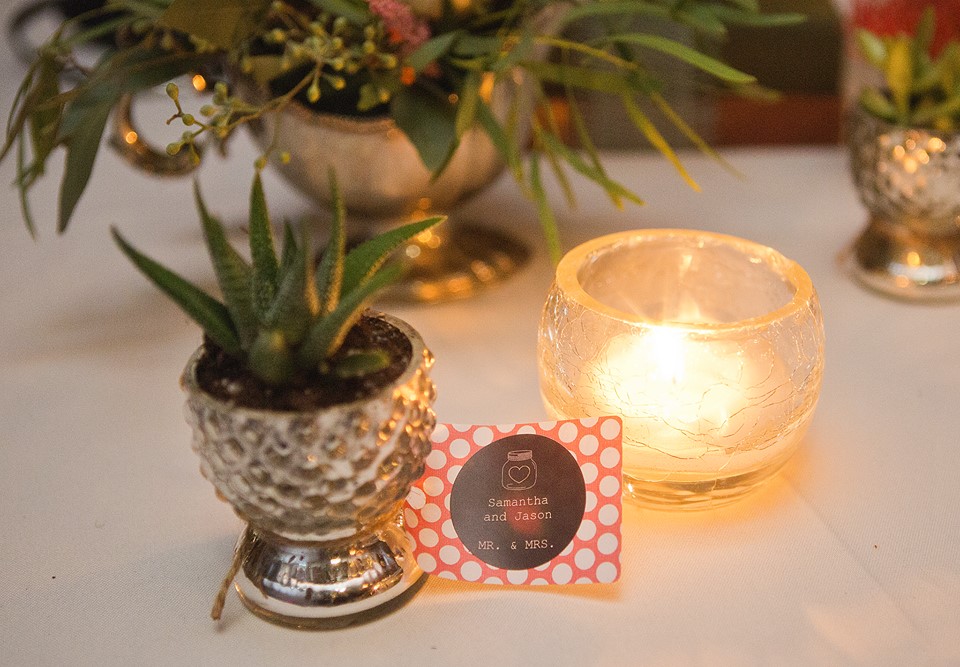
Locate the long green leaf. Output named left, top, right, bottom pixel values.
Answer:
left=298, top=264, right=401, bottom=367
left=341, top=216, right=444, bottom=295
left=248, top=173, right=279, bottom=320
left=194, top=181, right=257, bottom=347
left=596, top=34, right=756, bottom=84
left=650, top=92, right=740, bottom=176
left=111, top=227, right=240, bottom=354
left=621, top=95, right=699, bottom=191
left=708, top=7, right=806, bottom=29
left=538, top=132, right=644, bottom=207
left=557, top=2, right=670, bottom=28
left=528, top=152, right=562, bottom=264
left=314, top=169, right=346, bottom=314
left=520, top=61, right=658, bottom=95
left=455, top=71, right=482, bottom=140
left=475, top=100, right=522, bottom=183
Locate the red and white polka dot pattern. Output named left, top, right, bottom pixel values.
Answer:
left=405, top=419, right=622, bottom=585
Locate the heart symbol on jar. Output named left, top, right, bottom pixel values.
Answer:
left=508, top=465, right=531, bottom=485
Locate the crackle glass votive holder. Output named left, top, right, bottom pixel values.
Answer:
left=538, top=230, right=825, bottom=510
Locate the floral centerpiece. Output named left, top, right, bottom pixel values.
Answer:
left=4, top=0, right=799, bottom=257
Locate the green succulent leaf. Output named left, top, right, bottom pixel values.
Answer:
left=332, top=350, right=390, bottom=378
left=886, top=36, right=914, bottom=122
left=194, top=181, right=258, bottom=348
left=279, top=220, right=298, bottom=274
left=264, top=223, right=312, bottom=345
left=315, top=169, right=346, bottom=315
left=856, top=29, right=888, bottom=69
left=247, top=329, right=295, bottom=385
left=341, top=215, right=444, bottom=295
left=913, top=6, right=936, bottom=57
left=111, top=227, right=241, bottom=355
left=298, top=264, right=401, bottom=368
left=248, top=173, right=279, bottom=320
left=859, top=88, right=898, bottom=122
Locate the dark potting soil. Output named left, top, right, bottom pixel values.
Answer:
left=195, top=314, right=413, bottom=411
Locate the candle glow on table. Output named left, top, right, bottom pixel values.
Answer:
left=538, top=230, right=824, bottom=509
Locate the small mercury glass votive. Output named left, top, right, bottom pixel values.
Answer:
left=538, top=230, right=825, bottom=509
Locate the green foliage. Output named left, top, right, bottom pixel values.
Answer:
left=6, top=0, right=803, bottom=252
left=112, top=172, right=442, bottom=385
left=856, top=8, right=960, bottom=130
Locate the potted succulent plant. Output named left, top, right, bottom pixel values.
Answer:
left=4, top=0, right=800, bottom=298
left=847, top=7, right=960, bottom=300
left=114, top=170, right=442, bottom=626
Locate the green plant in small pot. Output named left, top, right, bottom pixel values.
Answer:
left=847, top=7, right=960, bottom=300
left=114, top=170, right=443, bottom=627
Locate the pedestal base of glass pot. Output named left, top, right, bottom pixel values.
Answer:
left=233, top=518, right=424, bottom=629
left=849, top=217, right=960, bottom=302
left=384, top=220, right=531, bottom=304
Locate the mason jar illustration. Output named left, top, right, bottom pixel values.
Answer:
left=502, top=450, right=537, bottom=491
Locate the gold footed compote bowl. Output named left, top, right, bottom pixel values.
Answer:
left=244, top=76, right=532, bottom=303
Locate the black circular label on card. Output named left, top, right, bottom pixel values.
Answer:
left=450, top=434, right=586, bottom=570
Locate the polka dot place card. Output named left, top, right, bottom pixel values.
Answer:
left=405, top=418, right=623, bottom=585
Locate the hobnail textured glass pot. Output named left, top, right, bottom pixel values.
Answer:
left=847, top=108, right=960, bottom=300
left=538, top=230, right=825, bottom=510
left=182, top=313, right=436, bottom=627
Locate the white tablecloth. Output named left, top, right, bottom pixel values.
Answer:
left=1, top=8, right=958, bottom=665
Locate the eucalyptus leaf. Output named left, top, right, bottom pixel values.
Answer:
left=391, top=86, right=457, bottom=173
left=409, top=32, right=463, bottom=73
left=58, top=103, right=110, bottom=233
left=159, top=0, right=271, bottom=50
left=312, top=0, right=371, bottom=27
